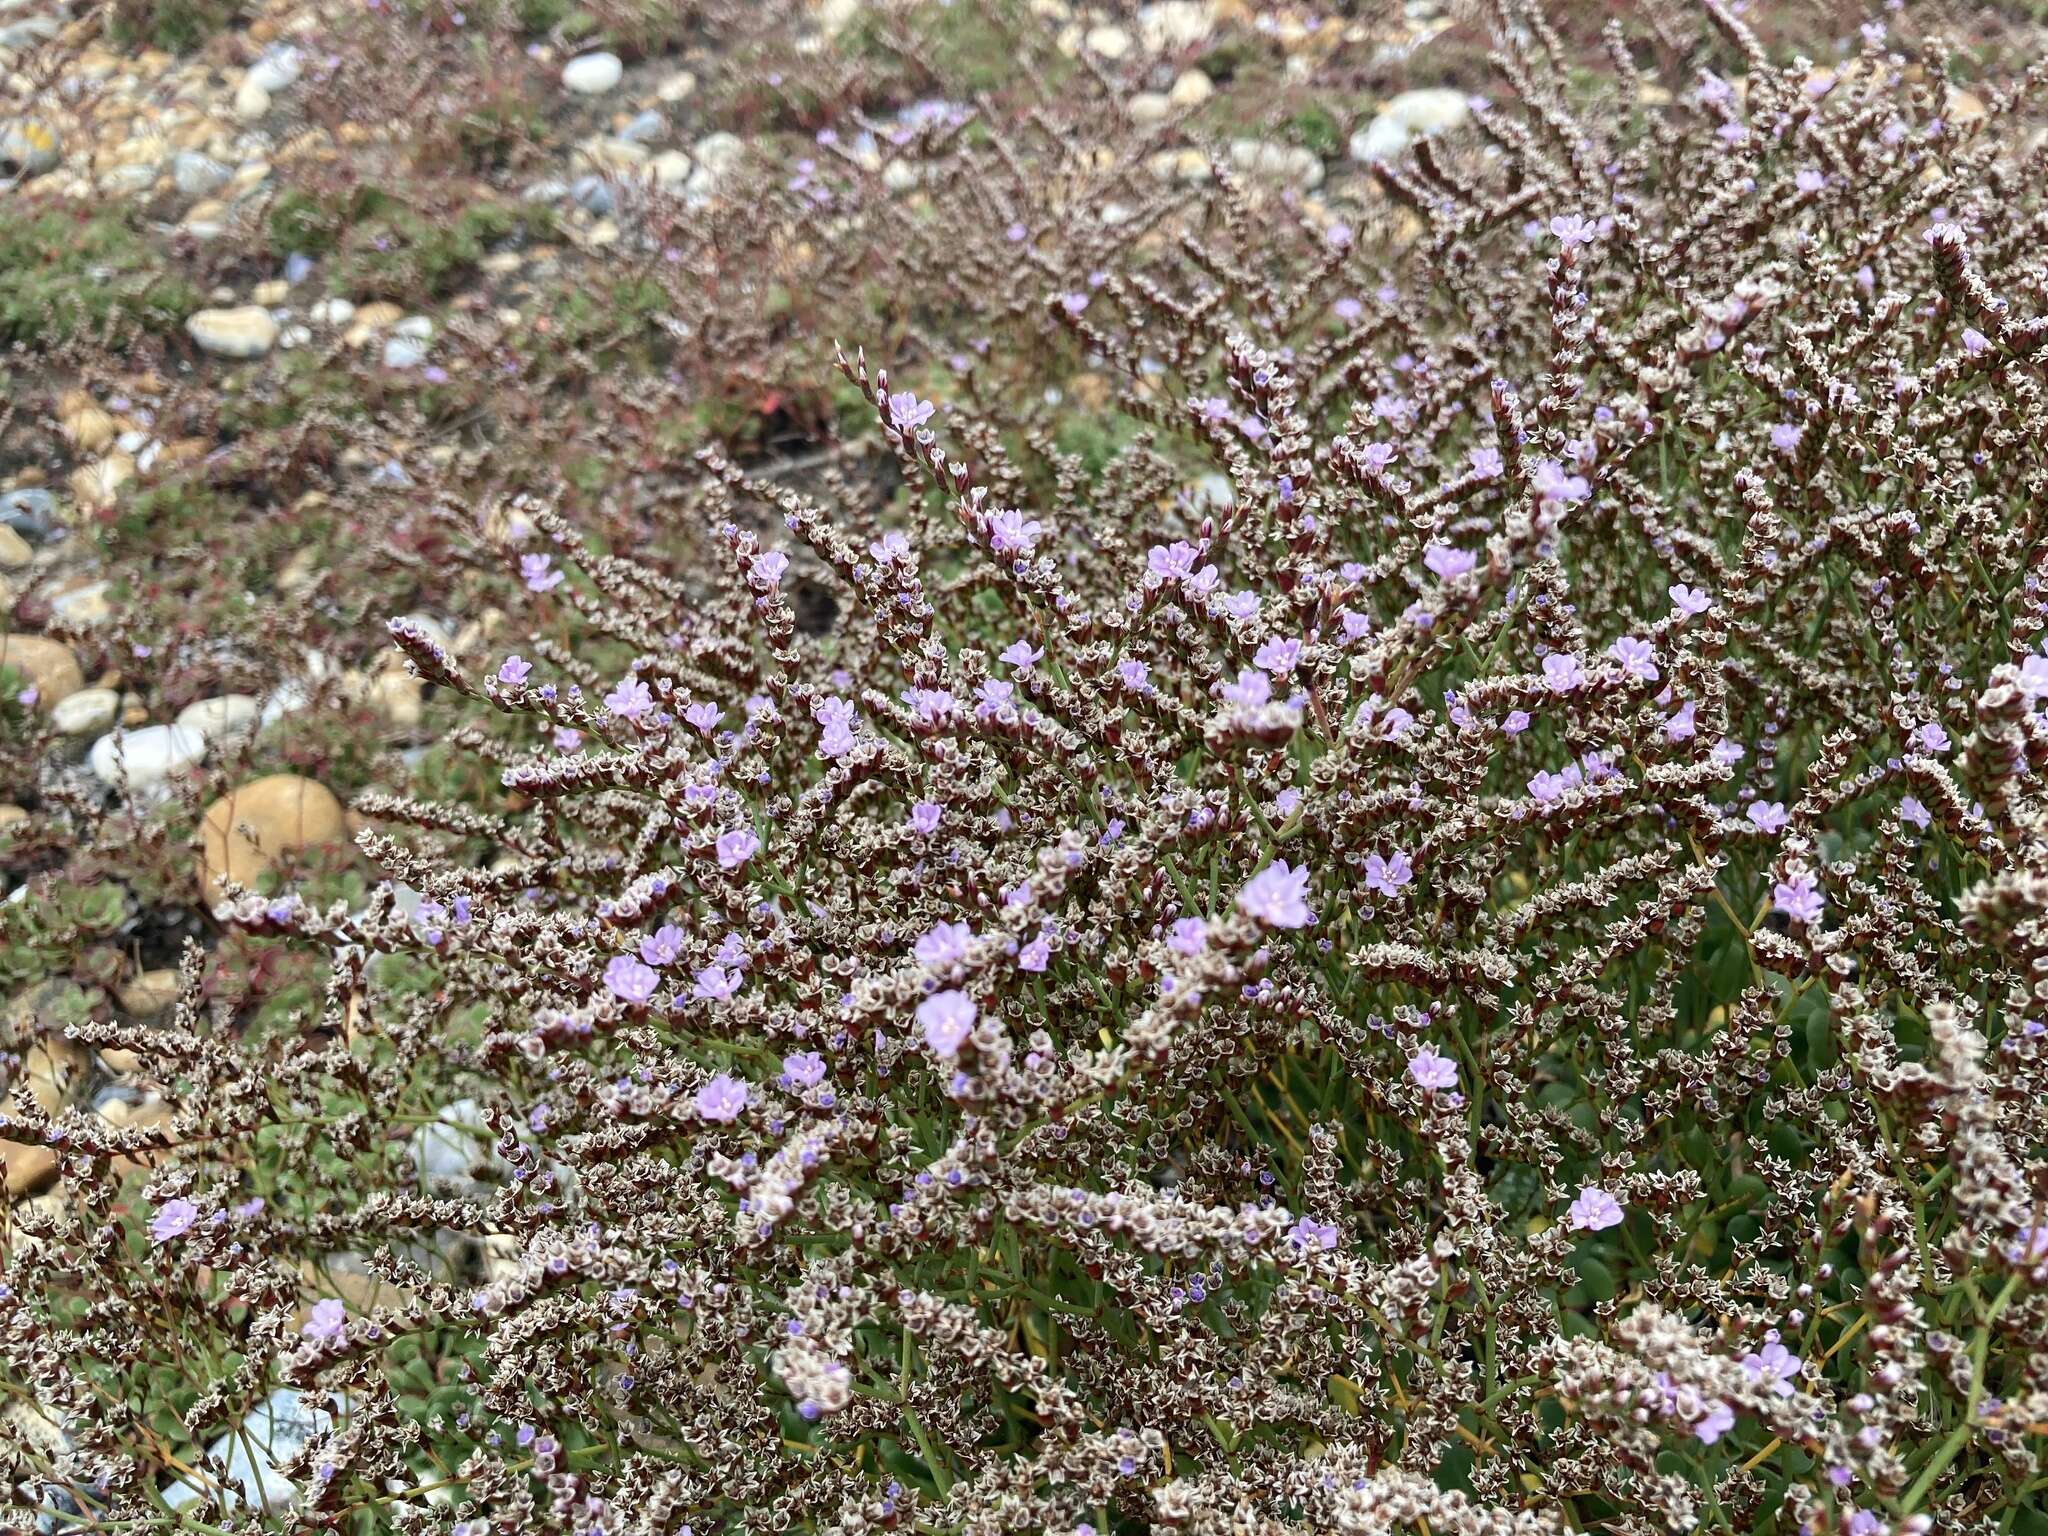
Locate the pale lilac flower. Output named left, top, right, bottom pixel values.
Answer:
left=1711, top=738, right=1746, bottom=767
left=693, top=963, right=742, bottom=1002
left=1740, top=1336, right=1802, bottom=1397
left=1167, top=917, right=1208, bottom=955
left=1693, top=1402, right=1736, bottom=1444
left=1747, top=800, right=1788, bottom=834
left=782, top=1051, right=827, bottom=1089
left=1608, top=636, right=1659, bottom=681
left=302, top=1298, right=347, bottom=1340
left=1221, top=669, right=1272, bottom=709
left=606, top=676, right=654, bottom=719
left=497, top=655, right=532, bottom=685
left=715, top=828, right=760, bottom=870
left=1669, top=583, right=1713, bottom=617
left=2018, top=655, right=2048, bottom=701
left=1253, top=637, right=1302, bottom=674
left=1503, top=710, right=1531, bottom=736
left=1543, top=653, right=1584, bottom=692
left=1567, top=1187, right=1625, bottom=1232
left=605, top=955, right=659, bottom=1004
left=553, top=727, right=583, bottom=753
left=1117, top=659, right=1152, bottom=693
left=1408, top=1046, right=1458, bottom=1090
left=1773, top=872, right=1825, bottom=924
left=1529, top=769, right=1570, bottom=803
left=1237, top=860, right=1313, bottom=928
left=751, top=550, right=789, bottom=586
left=1364, top=850, right=1413, bottom=899
left=1001, top=639, right=1044, bottom=670
left=1962, top=327, right=1990, bottom=357
left=521, top=553, right=564, bottom=592
left=1468, top=445, right=1504, bottom=480
left=1548, top=213, right=1594, bottom=248
left=149, top=1198, right=200, bottom=1244
left=1531, top=459, right=1589, bottom=506
left=814, top=695, right=858, bottom=758
left=975, top=678, right=1016, bottom=718
left=987, top=510, right=1043, bottom=555
left=909, top=801, right=942, bottom=835
left=1915, top=721, right=1950, bottom=754
left=1424, top=543, right=1477, bottom=580
left=915, top=921, right=975, bottom=970
left=869, top=529, right=913, bottom=564
left=639, top=925, right=685, bottom=966
left=886, top=391, right=935, bottom=432
left=1218, top=590, right=1261, bottom=622
left=1794, top=167, right=1825, bottom=194
left=1017, top=935, right=1050, bottom=972
left=1770, top=422, right=1805, bottom=455
left=918, top=989, right=977, bottom=1058
left=684, top=701, right=723, bottom=736
left=1898, top=796, right=1930, bottom=830
left=1666, top=700, right=1697, bottom=741
left=695, top=1074, right=748, bottom=1122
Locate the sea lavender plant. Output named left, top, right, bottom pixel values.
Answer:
left=6, top=3, right=2048, bottom=1534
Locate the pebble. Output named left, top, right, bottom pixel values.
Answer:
left=382, top=335, right=428, bottom=369
left=562, top=51, right=622, bottom=95
left=116, top=968, right=181, bottom=1018
left=245, top=44, right=302, bottom=94
left=172, top=152, right=230, bottom=204
left=1350, top=87, right=1469, bottom=163
left=198, top=773, right=347, bottom=896
left=570, top=174, right=614, bottom=216
left=1, top=119, right=59, bottom=178
left=49, top=580, right=113, bottom=627
left=0, top=635, right=83, bottom=707
left=0, top=525, right=29, bottom=569
left=1138, top=1, right=1213, bottom=51
left=176, top=693, right=260, bottom=742
left=1085, top=22, right=1132, bottom=59
left=251, top=278, right=289, bottom=305
left=617, top=109, right=664, bottom=144
left=308, top=297, right=355, bottom=327
left=1168, top=68, right=1213, bottom=108
left=88, top=723, right=206, bottom=793
left=232, top=77, right=271, bottom=122
left=1128, top=92, right=1172, bottom=125
left=656, top=69, right=696, bottom=103
left=186, top=305, right=279, bottom=358
left=162, top=1389, right=335, bottom=1514
left=1229, top=137, right=1323, bottom=189
left=0, top=489, right=58, bottom=540
left=51, top=687, right=119, bottom=737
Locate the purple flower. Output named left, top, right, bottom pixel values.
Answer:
left=1666, top=701, right=1697, bottom=741
left=149, top=1198, right=200, bottom=1244
left=1794, top=167, right=1825, bottom=194
left=693, top=963, right=741, bottom=1002
left=1608, top=636, right=1658, bottom=681
left=1167, top=917, right=1208, bottom=954
left=302, top=1298, right=347, bottom=1339
left=1542, top=653, right=1584, bottom=693
left=1287, top=1216, right=1339, bottom=1251
left=782, top=1051, right=826, bottom=1089
left=639, top=925, right=685, bottom=966
left=1692, top=1401, right=1736, bottom=1444
left=1773, top=873, right=1825, bottom=924
left=605, top=955, right=659, bottom=1004
left=1424, top=543, right=1477, bottom=580
left=751, top=550, right=789, bottom=586
left=684, top=701, right=723, bottom=736
left=1000, top=639, right=1044, bottom=670
left=1567, top=1186, right=1625, bottom=1232
left=1503, top=710, right=1531, bottom=736
left=1899, top=795, right=1931, bottom=830
left=1468, top=445, right=1504, bottom=480
left=1915, top=721, right=1950, bottom=754
left=1531, top=459, right=1589, bottom=506
left=695, top=1074, right=748, bottom=1122
left=886, top=391, right=935, bottom=432
left=1740, top=1336, right=1801, bottom=1396
left=987, top=509, right=1044, bottom=555
left=715, top=828, right=760, bottom=871
left=1747, top=800, right=1788, bottom=834
left=606, top=676, right=654, bottom=719
left=1669, top=583, right=1713, bottom=617
left=918, top=989, right=977, bottom=1058
left=1221, top=668, right=1272, bottom=709
left=1253, top=637, right=1302, bottom=675
left=1548, top=213, right=1594, bottom=248
left=1408, top=1046, right=1458, bottom=1090
left=1770, top=422, right=1805, bottom=455
left=1017, top=935, right=1050, bottom=972
left=553, top=726, right=583, bottom=753
left=497, top=655, right=532, bottom=685
left=1364, top=850, right=1413, bottom=899
left=914, top=921, right=975, bottom=970
left=1237, top=860, right=1313, bottom=929
left=1117, top=659, right=1152, bottom=693
left=521, top=553, right=564, bottom=592
left=1962, top=327, right=1991, bottom=357
left=909, top=801, right=942, bottom=835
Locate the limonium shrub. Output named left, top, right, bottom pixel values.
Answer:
left=8, top=3, right=2048, bottom=1533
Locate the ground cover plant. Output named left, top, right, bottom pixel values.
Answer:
left=5, top=0, right=2048, bottom=1533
